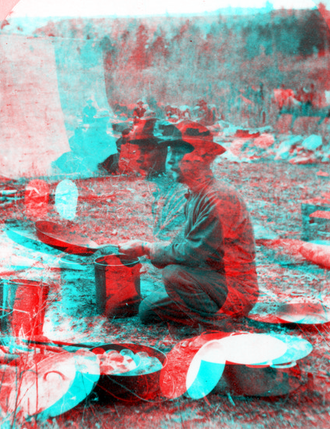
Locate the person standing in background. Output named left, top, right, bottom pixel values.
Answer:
left=83, top=99, right=97, bottom=124
left=133, top=100, right=147, bottom=123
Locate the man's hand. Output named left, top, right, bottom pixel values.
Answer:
left=96, top=244, right=120, bottom=256
left=118, top=240, right=151, bottom=259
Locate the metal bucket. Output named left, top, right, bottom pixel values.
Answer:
left=94, top=255, right=141, bottom=318
left=0, top=279, right=49, bottom=339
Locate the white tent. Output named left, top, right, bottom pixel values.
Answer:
left=0, top=33, right=114, bottom=179
left=0, top=34, right=70, bottom=178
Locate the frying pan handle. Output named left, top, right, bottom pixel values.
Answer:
left=270, top=361, right=297, bottom=369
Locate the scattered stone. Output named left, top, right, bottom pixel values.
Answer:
left=289, top=154, right=317, bottom=165
left=317, top=171, right=330, bottom=177
left=223, top=124, right=239, bottom=137
left=275, top=135, right=303, bottom=160
left=302, top=135, right=323, bottom=151
left=219, top=148, right=241, bottom=162
left=253, top=133, right=275, bottom=149
left=292, top=116, right=321, bottom=135
left=321, top=155, right=330, bottom=162
left=228, top=139, right=251, bottom=157
left=208, top=122, right=327, bottom=164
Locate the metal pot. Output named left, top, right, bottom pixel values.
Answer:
left=94, top=255, right=141, bottom=318
left=160, top=331, right=308, bottom=399
left=91, top=343, right=166, bottom=403
left=217, top=361, right=303, bottom=397
left=0, top=278, right=49, bottom=338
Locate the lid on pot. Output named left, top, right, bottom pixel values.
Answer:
left=7, top=352, right=77, bottom=418
left=262, top=334, right=313, bottom=366
left=44, top=350, right=100, bottom=418
left=217, top=333, right=287, bottom=365
left=186, top=340, right=226, bottom=399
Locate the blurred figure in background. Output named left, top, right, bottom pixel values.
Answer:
left=194, top=99, right=216, bottom=126
left=82, top=99, right=97, bottom=124
left=118, top=117, right=167, bottom=177
left=178, top=105, right=192, bottom=120
left=53, top=109, right=117, bottom=176
left=165, top=105, right=179, bottom=123
left=133, top=100, right=147, bottom=123
left=99, top=128, right=131, bottom=175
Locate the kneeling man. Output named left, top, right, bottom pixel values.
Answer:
left=118, top=121, right=259, bottom=327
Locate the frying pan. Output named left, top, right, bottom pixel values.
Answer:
left=5, top=219, right=63, bottom=256
left=39, top=350, right=100, bottom=419
left=276, top=302, right=330, bottom=325
left=6, top=352, right=77, bottom=418
left=35, top=221, right=119, bottom=256
left=248, top=302, right=330, bottom=325
left=4, top=220, right=90, bottom=270
left=184, top=333, right=308, bottom=399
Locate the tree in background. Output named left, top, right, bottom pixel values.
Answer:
left=31, top=9, right=330, bottom=122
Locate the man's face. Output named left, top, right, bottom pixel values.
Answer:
left=166, top=146, right=188, bottom=182
left=166, top=145, right=213, bottom=184
left=136, top=147, right=159, bottom=175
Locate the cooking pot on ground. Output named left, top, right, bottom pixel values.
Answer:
left=91, top=343, right=166, bottom=402
left=0, top=278, right=49, bottom=338
left=160, top=331, right=309, bottom=399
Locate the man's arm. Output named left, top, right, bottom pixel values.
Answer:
left=149, top=196, right=225, bottom=269
left=111, top=196, right=223, bottom=268
left=117, top=188, right=255, bottom=272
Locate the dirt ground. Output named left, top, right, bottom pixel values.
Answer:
left=1, top=161, right=330, bottom=428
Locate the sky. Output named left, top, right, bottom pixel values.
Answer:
left=9, top=0, right=317, bottom=19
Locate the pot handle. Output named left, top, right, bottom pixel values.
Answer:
left=44, top=370, right=65, bottom=380
left=270, top=361, right=297, bottom=369
left=245, top=364, right=270, bottom=369
left=118, top=255, right=142, bottom=267
left=245, top=361, right=272, bottom=368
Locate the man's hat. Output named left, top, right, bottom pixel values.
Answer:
left=158, top=120, right=226, bottom=156
left=127, top=118, right=160, bottom=149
